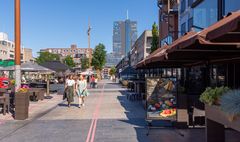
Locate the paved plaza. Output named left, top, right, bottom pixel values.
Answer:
left=0, top=80, right=239, bottom=142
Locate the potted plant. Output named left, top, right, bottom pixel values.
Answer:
left=203, top=88, right=240, bottom=134
left=199, top=86, right=229, bottom=106
left=15, top=85, right=30, bottom=120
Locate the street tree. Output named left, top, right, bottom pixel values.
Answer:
left=64, top=55, right=75, bottom=68
left=109, top=66, right=116, bottom=76
left=151, top=22, right=159, bottom=53
left=91, top=43, right=107, bottom=79
left=36, top=52, right=60, bottom=64
left=81, top=57, right=89, bottom=70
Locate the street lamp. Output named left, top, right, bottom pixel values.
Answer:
left=15, top=0, right=21, bottom=91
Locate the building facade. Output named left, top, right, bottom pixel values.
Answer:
left=0, top=32, right=24, bottom=62
left=113, top=19, right=138, bottom=57
left=40, top=44, right=92, bottom=68
left=158, top=0, right=179, bottom=47
left=105, top=53, right=122, bottom=67
left=179, top=0, right=240, bottom=35
left=130, top=30, right=152, bottom=67
left=22, top=48, right=34, bottom=63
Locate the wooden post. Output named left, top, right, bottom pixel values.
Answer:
left=15, top=0, right=21, bottom=91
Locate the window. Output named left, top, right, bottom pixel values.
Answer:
left=10, top=54, right=14, bottom=58
left=193, top=0, right=217, bottom=30
left=181, top=23, right=186, bottom=36
left=188, top=0, right=193, bottom=7
left=188, top=17, right=193, bottom=32
left=2, top=41, right=7, bottom=46
left=225, top=0, right=240, bottom=15
left=180, top=0, right=186, bottom=13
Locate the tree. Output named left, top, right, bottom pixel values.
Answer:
left=81, top=57, right=89, bottom=70
left=92, top=43, right=107, bottom=79
left=36, top=52, right=60, bottom=64
left=91, top=43, right=107, bottom=70
left=151, top=22, right=159, bottom=53
left=63, top=55, right=75, bottom=68
left=109, top=66, right=116, bottom=76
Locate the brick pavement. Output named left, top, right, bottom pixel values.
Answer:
left=0, top=80, right=239, bottom=142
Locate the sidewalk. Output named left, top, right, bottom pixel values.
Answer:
left=0, top=93, right=63, bottom=123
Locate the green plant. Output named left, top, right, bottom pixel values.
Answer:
left=64, top=55, right=76, bottom=68
left=109, top=67, right=116, bottom=76
left=200, top=86, right=229, bottom=105
left=220, top=90, right=240, bottom=116
left=150, top=22, right=159, bottom=53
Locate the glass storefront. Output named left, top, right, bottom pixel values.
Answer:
left=193, top=0, right=218, bottom=30
left=224, top=0, right=240, bottom=15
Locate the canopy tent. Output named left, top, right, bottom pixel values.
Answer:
left=0, top=60, right=15, bottom=67
left=40, top=61, right=69, bottom=72
left=80, top=70, right=95, bottom=76
left=0, top=63, right=54, bottom=72
left=120, top=66, right=138, bottom=75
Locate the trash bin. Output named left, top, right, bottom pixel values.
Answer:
left=15, top=92, right=29, bottom=120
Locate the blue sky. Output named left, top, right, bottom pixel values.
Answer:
left=0, top=0, right=158, bottom=57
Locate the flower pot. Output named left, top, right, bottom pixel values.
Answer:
left=15, top=92, right=29, bottom=120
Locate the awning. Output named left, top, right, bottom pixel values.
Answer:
left=136, top=11, right=240, bottom=69
left=0, top=63, right=55, bottom=72
left=40, top=61, right=69, bottom=72
left=176, top=11, right=240, bottom=50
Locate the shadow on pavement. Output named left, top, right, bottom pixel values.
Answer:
left=117, top=90, right=150, bottom=142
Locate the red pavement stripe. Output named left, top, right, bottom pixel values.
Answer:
left=86, top=119, right=95, bottom=142
left=90, top=119, right=97, bottom=142
left=90, top=84, right=105, bottom=142
left=86, top=83, right=105, bottom=142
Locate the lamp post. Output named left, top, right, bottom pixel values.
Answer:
left=87, top=19, right=92, bottom=68
left=15, top=0, right=21, bottom=91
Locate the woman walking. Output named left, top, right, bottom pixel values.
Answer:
left=65, top=75, right=75, bottom=107
left=76, top=75, right=88, bottom=108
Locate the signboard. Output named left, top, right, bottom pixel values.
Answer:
left=146, top=77, right=177, bottom=121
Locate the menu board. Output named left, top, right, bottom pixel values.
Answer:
left=146, top=77, right=177, bottom=120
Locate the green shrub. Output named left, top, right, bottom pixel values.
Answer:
left=200, top=86, right=229, bottom=105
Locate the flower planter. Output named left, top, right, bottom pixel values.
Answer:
left=15, top=92, right=29, bottom=120
left=205, top=104, right=240, bottom=132
left=205, top=104, right=240, bottom=142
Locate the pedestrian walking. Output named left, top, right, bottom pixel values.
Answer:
left=65, top=75, right=75, bottom=107
left=76, top=75, right=88, bottom=108
left=90, top=75, right=95, bottom=88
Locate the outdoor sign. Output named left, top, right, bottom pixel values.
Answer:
left=146, top=77, right=177, bottom=121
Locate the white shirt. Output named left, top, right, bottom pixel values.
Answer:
left=66, top=79, right=75, bottom=86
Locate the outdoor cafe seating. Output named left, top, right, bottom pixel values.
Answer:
left=0, top=89, right=10, bottom=115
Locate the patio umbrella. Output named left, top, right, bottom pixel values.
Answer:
left=21, top=63, right=54, bottom=72
left=0, top=63, right=55, bottom=73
